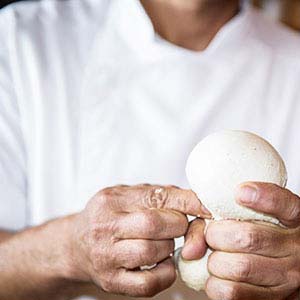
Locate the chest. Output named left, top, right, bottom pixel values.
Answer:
left=22, top=52, right=300, bottom=225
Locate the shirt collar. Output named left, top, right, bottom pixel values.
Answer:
left=92, top=0, right=256, bottom=62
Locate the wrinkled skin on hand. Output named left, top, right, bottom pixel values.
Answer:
left=70, top=184, right=209, bottom=297
left=183, top=182, right=300, bottom=300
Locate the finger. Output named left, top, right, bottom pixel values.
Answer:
left=236, top=182, right=300, bottom=227
left=206, top=276, right=289, bottom=300
left=181, top=218, right=207, bottom=260
left=116, top=209, right=188, bottom=239
left=113, top=239, right=174, bottom=269
left=208, top=251, right=288, bottom=286
left=112, top=258, right=176, bottom=297
left=101, top=184, right=211, bottom=217
left=206, top=220, right=290, bottom=257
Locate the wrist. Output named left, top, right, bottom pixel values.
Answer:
left=61, top=213, right=91, bottom=282
left=38, top=213, right=88, bottom=282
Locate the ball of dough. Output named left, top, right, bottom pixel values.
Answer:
left=176, top=247, right=211, bottom=291
left=178, top=130, right=287, bottom=291
left=186, top=130, right=287, bottom=223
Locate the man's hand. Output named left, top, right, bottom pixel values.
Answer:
left=204, top=182, right=300, bottom=300
left=70, top=184, right=210, bottom=297
left=0, top=184, right=209, bottom=300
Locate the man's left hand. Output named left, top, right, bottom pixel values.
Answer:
left=205, top=182, right=300, bottom=300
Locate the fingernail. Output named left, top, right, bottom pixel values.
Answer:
left=236, top=185, right=257, bottom=204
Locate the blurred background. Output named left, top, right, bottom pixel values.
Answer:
left=252, top=0, right=300, bottom=31
left=1, top=0, right=300, bottom=32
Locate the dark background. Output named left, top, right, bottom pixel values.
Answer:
left=0, top=0, right=25, bottom=8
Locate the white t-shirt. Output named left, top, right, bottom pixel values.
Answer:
left=0, top=0, right=300, bottom=299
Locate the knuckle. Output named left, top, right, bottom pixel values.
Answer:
left=101, top=279, right=113, bottom=293
left=99, top=187, right=113, bottom=202
left=145, top=186, right=169, bottom=209
left=94, top=188, right=115, bottom=209
left=138, top=276, right=159, bottom=297
left=235, top=228, right=260, bottom=252
left=234, top=258, right=252, bottom=281
left=221, top=282, right=240, bottom=300
left=100, top=273, right=116, bottom=293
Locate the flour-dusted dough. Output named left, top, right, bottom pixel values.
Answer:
left=177, top=130, right=287, bottom=291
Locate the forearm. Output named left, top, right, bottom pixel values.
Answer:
left=0, top=215, right=90, bottom=300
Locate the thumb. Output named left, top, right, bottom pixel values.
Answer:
left=181, top=218, right=208, bottom=260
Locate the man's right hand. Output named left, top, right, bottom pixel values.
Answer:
left=69, top=184, right=210, bottom=297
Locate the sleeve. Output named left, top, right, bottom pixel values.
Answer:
left=0, top=6, right=27, bottom=230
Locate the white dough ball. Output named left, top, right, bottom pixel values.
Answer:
left=178, top=130, right=287, bottom=291
left=186, top=130, right=287, bottom=223
left=177, top=248, right=212, bottom=291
